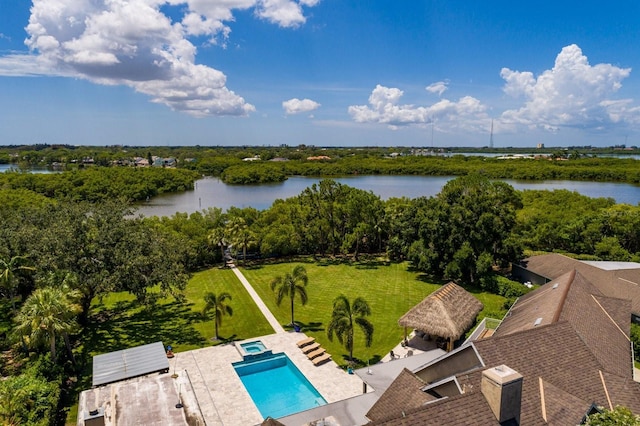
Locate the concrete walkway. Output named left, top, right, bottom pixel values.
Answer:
left=229, top=264, right=285, bottom=334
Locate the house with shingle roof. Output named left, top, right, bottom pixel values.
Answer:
left=513, top=253, right=640, bottom=321
left=362, top=269, right=640, bottom=425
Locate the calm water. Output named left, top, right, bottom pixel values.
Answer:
left=3, top=163, right=638, bottom=215
left=0, top=164, right=55, bottom=173
left=135, top=175, right=640, bottom=217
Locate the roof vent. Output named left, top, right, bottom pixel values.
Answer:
left=534, top=317, right=542, bottom=326
left=552, top=283, right=559, bottom=289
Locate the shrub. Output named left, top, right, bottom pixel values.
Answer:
left=496, top=276, right=531, bottom=299
left=632, top=323, right=640, bottom=364
left=0, top=356, right=61, bottom=426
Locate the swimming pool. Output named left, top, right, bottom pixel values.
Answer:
left=240, top=340, right=267, bottom=354
left=233, top=352, right=327, bottom=419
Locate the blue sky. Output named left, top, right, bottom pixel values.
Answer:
left=1, top=1, right=639, bottom=148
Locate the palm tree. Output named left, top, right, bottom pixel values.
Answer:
left=327, top=295, right=374, bottom=362
left=226, top=217, right=257, bottom=263
left=270, top=265, right=308, bottom=326
left=0, top=255, right=35, bottom=312
left=202, top=292, right=233, bottom=341
left=207, top=226, right=227, bottom=265
left=13, top=286, right=81, bottom=363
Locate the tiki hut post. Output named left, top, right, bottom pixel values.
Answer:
left=398, top=282, right=483, bottom=352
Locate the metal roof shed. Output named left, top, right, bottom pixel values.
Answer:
left=92, top=341, right=169, bottom=387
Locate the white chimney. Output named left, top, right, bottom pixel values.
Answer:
left=481, top=365, right=523, bottom=424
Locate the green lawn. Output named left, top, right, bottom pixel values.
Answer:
left=80, top=260, right=507, bottom=364
left=240, top=259, right=507, bottom=366
left=85, top=267, right=273, bottom=355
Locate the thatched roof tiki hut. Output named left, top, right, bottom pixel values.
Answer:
left=398, top=282, right=483, bottom=352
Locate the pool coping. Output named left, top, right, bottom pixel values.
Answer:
left=167, top=332, right=364, bottom=425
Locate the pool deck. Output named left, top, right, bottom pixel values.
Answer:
left=168, top=332, right=364, bottom=425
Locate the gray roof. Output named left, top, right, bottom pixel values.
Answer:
left=354, top=349, right=446, bottom=394
left=92, top=341, right=169, bottom=387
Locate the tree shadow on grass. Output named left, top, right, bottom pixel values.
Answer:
left=315, top=257, right=353, bottom=267
left=354, top=260, right=389, bottom=270
left=240, top=262, right=264, bottom=270
left=209, top=334, right=238, bottom=344
left=83, top=300, right=206, bottom=357
left=413, top=272, right=448, bottom=285
left=284, top=321, right=324, bottom=333
left=338, top=354, right=382, bottom=369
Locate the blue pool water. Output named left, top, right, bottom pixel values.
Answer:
left=233, top=353, right=327, bottom=418
left=240, top=340, right=267, bottom=354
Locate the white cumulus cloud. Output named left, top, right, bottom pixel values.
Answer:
left=348, top=84, right=488, bottom=132
left=282, top=98, right=321, bottom=115
left=500, top=44, right=634, bottom=131
left=426, top=81, right=448, bottom=96
left=256, top=0, right=311, bottom=28
left=0, top=0, right=320, bottom=117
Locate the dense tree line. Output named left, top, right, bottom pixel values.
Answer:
left=146, top=177, right=640, bottom=275
left=0, top=167, right=199, bottom=202
left=3, top=144, right=640, bottom=186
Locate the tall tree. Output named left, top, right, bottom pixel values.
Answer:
left=327, top=295, right=374, bottom=362
left=270, top=265, right=308, bottom=326
left=0, top=255, right=34, bottom=312
left=31, top=201, right=189, bottom=321
left=225, top=217, right=257, bottom=263
left=13, top=286, right=81, bottom=363
left=202, top=292, right=233, bottom=341
left=207, top=226, right=228, bottom=266
left=409, top=174, right=522, bottom=288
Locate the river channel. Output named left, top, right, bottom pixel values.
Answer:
left=135, top=175, right=640, bottom=217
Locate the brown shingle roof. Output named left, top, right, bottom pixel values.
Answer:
left=398, top=282, right=483, bottom=340
left=600, top=370, right=640, bottom=414
left=520, top=253, right=640, bottom=315
left=538, top=378, right=592, bottom=425
left=368, top=391, right=505, bottom=426
left=558, top=277, right=632, bottom=378
left=496, top=269, right=633, bottom=378
left=494, top=270, right=576, bottom=336
left=475, top=322, right=609, bottom=425
left=365, top=368, right=435, bottom=422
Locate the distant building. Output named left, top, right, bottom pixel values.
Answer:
left=537, top=143, right=545, bottom=149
